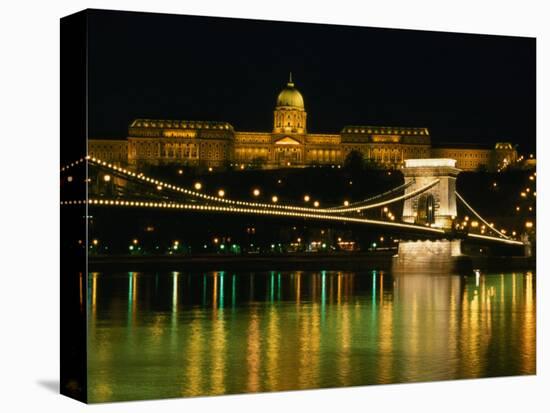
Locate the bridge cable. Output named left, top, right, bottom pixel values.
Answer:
left=455, top=191, right=511, bottom=240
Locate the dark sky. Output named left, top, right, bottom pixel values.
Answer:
left=87, top=9, right=536, bottom=153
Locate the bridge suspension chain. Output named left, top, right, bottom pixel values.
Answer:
left=326, top=181, right=414, bottom=210
left=455, top=191, right=511, bottom=240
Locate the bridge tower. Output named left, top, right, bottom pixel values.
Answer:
left=395, top=159, right=468, bottom=272
left=401, top=159, right=461, bottom=229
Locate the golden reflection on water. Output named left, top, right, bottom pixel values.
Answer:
left=87, top=270, right=536, bottom=402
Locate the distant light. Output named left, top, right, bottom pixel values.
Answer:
left=322, top=243, right=327, bottom=248
left=297, top=238, right=302, bottom=243
left=372, top=242, right=377, bottom=248
left=383, top=207, right=388, bottom=212
left=103, top=174, right=111, bottom=182
left=132, top=239, right=138, bottom=245
left=129, top=245, right=134, bottom=251
left=525, top=221, right=533, bottom=229
left=157, top=185, right=162, bottom=190
left=213, top=238, right=219, bottom=244
left=304, top=195, right=310, bottom=202
left=240, top=164, right=245, bottom=170
left=178, top=169, right=183, bottom=175
left=208, top=167, right=213, bottom=172
left=271, top=195, right=278, bottom=203
left=218, top=189, right=225, bottom=197
left=220, top=244, right=225, bottom=249
left=92, top=239, right=99, bottom=246
left=253, top=188, right=260, bottom=197
left=344, top=200, right=349, bottom=207
left=67, top=176, right=73, bottom=182
left=314, top=201, right=320, bottom=207
left=194, top=182, right=202, bottom=190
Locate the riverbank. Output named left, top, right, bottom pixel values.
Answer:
left=88, top=252, right=535, bottom=273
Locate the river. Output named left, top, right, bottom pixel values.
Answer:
left=87, top=269, right=536, bottom=402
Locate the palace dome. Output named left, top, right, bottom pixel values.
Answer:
left=276, top=74, right=304, bottom=109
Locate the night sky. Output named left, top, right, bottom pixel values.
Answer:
left=87, top=9, right=536, bottom=153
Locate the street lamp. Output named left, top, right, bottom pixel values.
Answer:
left=253, top=188, right=260, bottom=197
left=194, top=182, right=202, bottom=190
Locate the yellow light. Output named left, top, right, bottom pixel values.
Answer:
left=178, top=169, right=183, bottom=175
left=344, top=200, right=349, bottom=206
left=380, top=236, right=384, bottom=242
left=521, top=192, right=526, bottom=197
left=194, top=182, right=202, bottom=190
left=525, top=221, right=533, bottom=229
left=383, top=207, right=388, bottom=212
left=526, top=188, right=530, bottom=193
left=92, top=239, right=99, bottom=246
left=218, top=189, right=225, bottom=197
left=304, top=195, right=310, bottom=202
left=240, top=164, right=245, bottom=170
left=471, top=221, right=479, bottom=228
left=297, top=238, right=302, bottom=242
left=314, top=201, right=320, bottom=207
left=272, top=196, right=278, bottom=203
left=208, top=167, right=213, bottom=172
left=103, top=174, right=111, bottom=182
left=132, top=239, right=138, bottom=245
left=516, top=206, right=520, bottom=211
left=253, top=189, right=260, bottom=197
left=213, top=238, right=219, bottom=244
left=157, top=185, right=162, bottom=190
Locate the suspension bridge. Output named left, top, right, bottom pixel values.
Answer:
left=60, top=156, right=525, bottom=260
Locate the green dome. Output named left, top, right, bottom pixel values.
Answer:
left=276, top=74, right=304, bottom=109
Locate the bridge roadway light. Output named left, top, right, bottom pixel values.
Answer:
left=218, top=189, right=225, bottom=197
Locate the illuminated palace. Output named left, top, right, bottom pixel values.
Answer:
left=89, top=75, right=517, bottom=171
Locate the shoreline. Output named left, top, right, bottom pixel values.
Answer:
left=88, top=252, right=535, bottom=273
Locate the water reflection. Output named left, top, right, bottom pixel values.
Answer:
left=87, top=270, right=536, bottom=402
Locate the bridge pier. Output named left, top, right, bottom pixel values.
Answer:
left=393, top=239, right=473, bottom=273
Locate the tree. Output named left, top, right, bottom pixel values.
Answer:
left=344, top=150, right=365, bottom=173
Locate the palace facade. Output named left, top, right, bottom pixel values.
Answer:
left=89, top=76, right=517, bottom=171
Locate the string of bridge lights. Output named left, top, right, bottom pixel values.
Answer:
left=61, top=198, right=448, bottom=235
left=455, top=191, right=511, bottom=240
left=60, top=199, right=525, bottom=245
left=83, top=156, right=440, bottom=215
left=60, top=157, right=86, bottom=172
left=325, top=181, right=414, bottom=210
